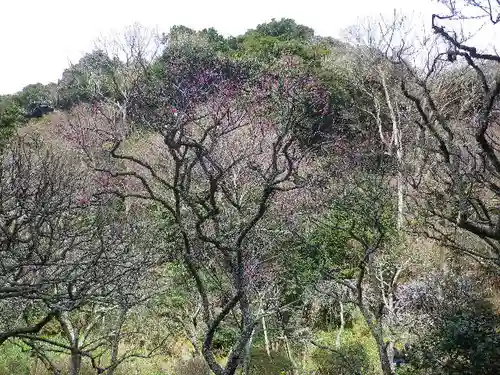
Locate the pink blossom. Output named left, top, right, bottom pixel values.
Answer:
left=78, top=196, right=90, bottom=206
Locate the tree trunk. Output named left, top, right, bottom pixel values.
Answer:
left=438, top=247, right=449, bottom=301
left=396, top=169, right=404, bottom=230
left=378, top=343, right=394, bottom=375
left=360, top=305, right=394, bottom=375
left=262, top=315, right=271, bottom=357
left=106, top=338, right=119, bottom=375
left=381, top=70, right=405, bottom=230
left=335, top=301, right=345, bottom=349
left=243, top=327, right=256, bottom=375
left=372, top=326, right=394, bottom=375
left=107, top=307, right=128, bottom=375
left=221, top=321, right=258, bottom=375
left=69, top=350, right=82, bottom=375
left=283, top=334, right=297, bottom=375
left=387, top=341, right=395, bottom=372
left=57, top=312, right=81, bottom=375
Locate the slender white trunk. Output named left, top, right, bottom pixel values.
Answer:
left=381, top=71, right=405, bottom=230
left=397, top=169, right=404, bottom=230
left=262, top=315, right=271, bottom=357
left=387, top=292, right=395, bottom=370
left=243, top=327, right=256, bottom=375
left=58, top=312, right=81, bottom=375
left=283, top=334, right=297, bottom=374
left=395, top=126, right=404, bottom=230
left=335, top=301, right=345, bottom=349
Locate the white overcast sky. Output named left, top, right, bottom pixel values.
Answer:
left=0, top=0, right=490, bottom=95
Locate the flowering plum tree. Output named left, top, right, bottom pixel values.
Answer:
left=69, top=49, right=329, bottom=374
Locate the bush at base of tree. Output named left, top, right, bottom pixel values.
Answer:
left=173, top=356, right=210, bottom=375
left=408, top=300, right=500, bottom=375
left=312, top=319, right=381, bottom=375
left=248, top=347, right=294, bottom=375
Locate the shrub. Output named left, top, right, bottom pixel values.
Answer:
left=248, top=347, right=294, bottom=375
left=408, top=300, right=500, bottom=375
left=173, top=356, right=210, bottom=375
left=311, top=321, right=381, bottom=375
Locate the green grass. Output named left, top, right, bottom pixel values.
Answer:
left=0, top=343, right=31, bottom=375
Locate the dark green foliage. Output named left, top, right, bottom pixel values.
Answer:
left=0, top=83, right=56, bottom=149
left=290, top=173, right=398, bottom=281
left=229, top=19, right=327, bottom=64
left=312, top=342, right=373, bottom=375
left=57, top=67, right=92, bottom=109
left=0, top=96, right=24, bottom=149
left=211, top=324, right=240, bottom=354
left=279, top=174, right=398, bottom=338
left=57, top=49, right=123, bottom=109
left=236, top=35, right=326, bottom=63
left=199, top=27, right=232, bottom=53
left=409, top=300, right=500, bottom=375
left=14, top=83, right=54, bottom=110
left=225, top=19, right=353, bottom=144
left=252, top=18, right=315, bottom=41
left=308, top=66, right=353, bottom=139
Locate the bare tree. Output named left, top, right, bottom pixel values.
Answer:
left=343, top=13, right=417, bottom=230
left=26, top=283, right=169, bottom=375
left=397, top=0, right=500, bottom=267
left=0, top=139, right=96, bottom=344
left=0, top=138, right=166, bottom=374
left=311, top=173, right=414, bottom=375
left=91, top=23, right=163, bottom=125
left=68, top=50, right=328, bottom=375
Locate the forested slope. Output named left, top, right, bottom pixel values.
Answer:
left=1, top=2, right=500, bottom=375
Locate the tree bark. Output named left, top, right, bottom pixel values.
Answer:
left=57, top=312, right=81, bottom=375
left=370, top=324, right=394, bottom=375
left=376, top=339, right=394, bottom=375
left=243, top=327, right=256, bottom=375
left=360, top=303, right=394, bottom=375
left=381, top=71, right=405, bottom=230
left=284, top=334, right=297, bottom=375
left=262, top=315, right=271, bottom=357
left=106, top=307, right=127, bottom=375
left=335, top=301, right=345, bottom=349
left=69, top=350, right=82, bottom=375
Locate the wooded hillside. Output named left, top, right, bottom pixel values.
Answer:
left=1, top=1, right=500, bottom=374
